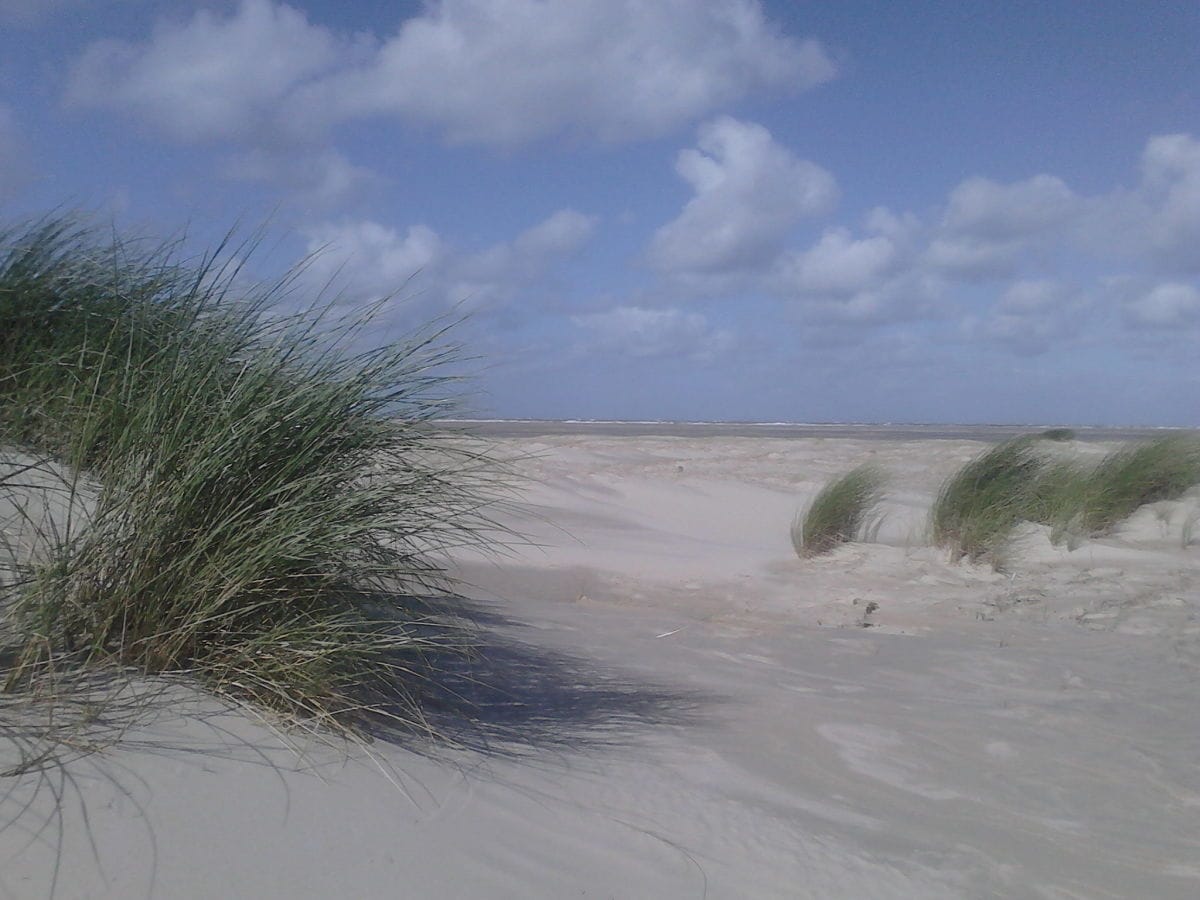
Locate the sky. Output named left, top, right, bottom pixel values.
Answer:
left=1, top=0, right=1198, bottom=425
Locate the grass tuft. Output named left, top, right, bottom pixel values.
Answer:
left=793, top=464, right=886, bottom=557
left=1038, top=427, right=1076, bottom=442
left=932, top=434, right=1200, bottom=563
left=1071, top=435, right=1200, bottom=535
left=930, top=438, right=1044, bottom=562
left=0, top=215, right=507, bottom=737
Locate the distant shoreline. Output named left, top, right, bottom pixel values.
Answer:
left=439, top=419, right=1196, bottom=442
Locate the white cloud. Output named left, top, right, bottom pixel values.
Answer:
left=301, top=209, right=596, bottom=317
left=921, top=174, right=1080, bottom=281
left=913, top=171, right=1094, bottom=284
left=778, top=227, right=899, bottom=296
left=648, top=117, right=837, bottom=275
left=224, top=148, right=378, bottom=209
left=1139, top=134, right=1200, bottom=272
left=288, top=0, right=835, bottom=145
left=63, top=1, right=835, bottom=209
left=509, top=209, right=597, bottom=259
left=446, top=210, right=597, bottom=309
left=1141, top=134, right=1200, bottom=189
left=68, top=0, right=833, bottom=148
left=942, top=174, right=1079, bottom=241
left=1123, top=281, right=1200, bottom=329
left=767, top=209, right=936, bottom=324
left=863, top=206, right=921, bottom=244
left=572, top=306, right=733, bottom=360
left=977, top=279, right=1089, bottom=355
left=640, top=130, right=1200, bottom=359
left=923, top=236, right=1019, bottom=280
left=302, top=220, right=446, bottom=301
left=66, top=0, right=347, bottom=143
left=995, top=279, right=1068, bottom=313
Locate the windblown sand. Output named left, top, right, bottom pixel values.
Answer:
left=3, top=432, right=1199, bottom=899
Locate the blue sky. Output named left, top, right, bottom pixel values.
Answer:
left=1, top=0, right=1198, bottom=425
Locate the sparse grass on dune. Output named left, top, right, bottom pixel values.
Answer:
left=932, top=433, right=1200, bottom=563
left=793, top=464, right=886, bottom=557
left=930, top=437, right=1045, bottom=562
left=1072, top=435, right=1200, bottom=535
left=0, top=215, right=507, bottom=738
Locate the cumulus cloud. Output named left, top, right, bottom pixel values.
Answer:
left=640, top=128, right=1200, bottom=361
left=777, top=227, right=899, bottom=296
left=1122, top=281, right=1200, bottom=329
left=63, top=1, right=835, bottom=208
left=975, top=279, right=1089, bottom=355
left=67, top=0, right=348, bottom=143
left=572, top=306, right=733, bottom=360
left=922, top=235, right=1020, bottom=280
left=648, top=117, right=837, bottom=276
left=300, top=209, right=596, bottom=319
left=288, top=0, right=833, bottom=145
left=941, top=174, right=1079, bottom=241
left=923, top=147, right=1200, bottom=281
left=302, top=220, right=446, bottom=301
left=445, top=210, right=596, bottom=308
left=223, top=147, right=378, bottom=209
left=766, top=207, right=938, bottom=324
left=1138, top=134, right=1200, bottom=272
left=922, top=174, right=1081, bottom=281
left=68, top=0, right=833, bottom=148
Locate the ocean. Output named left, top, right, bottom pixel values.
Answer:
left=441, top=420, right=1192, bottom=442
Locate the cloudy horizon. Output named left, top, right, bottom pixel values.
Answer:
left=2, top=0, right=1197, bottom=426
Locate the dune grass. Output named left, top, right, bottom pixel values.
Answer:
left=793, top=464, right=886, bottom=557
left=932, top=433, right=1200, bottom=563
left=1072, top=435, right=1200, bottom=534
left=1038, top=427, right=1076, bottom=442
left=930, top=437, right=1045, bottom=562
left=0, top=215, right=506, bottom=737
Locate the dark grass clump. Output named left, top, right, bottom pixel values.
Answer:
left=1039, top=427, right=1076, bottom=442
left=0, top=215, right=507, bottom=736
left=793, top=464, right=886, bottom=557
left=930, top=437, right=1045, bottom=562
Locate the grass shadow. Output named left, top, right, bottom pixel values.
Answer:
left=360, top=593, right=718, bottom=759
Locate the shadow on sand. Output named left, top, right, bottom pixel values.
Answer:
left=362, top=593, right=717, bottom=758
left=0, top=588, right=717, bottom=897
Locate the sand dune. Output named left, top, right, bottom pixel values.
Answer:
left=3, top=432, right=1199, bottom=898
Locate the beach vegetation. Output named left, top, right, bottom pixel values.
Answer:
left=930, top=437, right=1045, bottom=561
left=1070, top=435, right=1200, bottom=535
left=793, top=464, right=886, bottom=557
left=0, top=215, right=505, bottom=738
left=1038, top=427, right=1076, bottom=442
left=932, top=434, right=1200, bottom=563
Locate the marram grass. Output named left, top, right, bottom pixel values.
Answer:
left=931, top=433, right=1200, bottom=564
left=1072, top=435, right=1200, bottom=534
left=930, top=437, right=1045, bottom=562
left=0, top=215, right=508, bottom=737
left=793, top=464, right=886, bottom=557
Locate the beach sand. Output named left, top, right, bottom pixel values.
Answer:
left=3, top=429, right=1200, bottom=898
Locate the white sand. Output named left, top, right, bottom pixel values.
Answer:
left=3, top=434, right=1200, bottom=898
